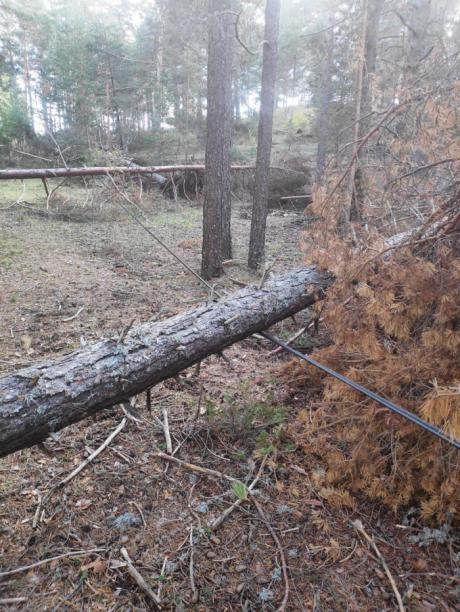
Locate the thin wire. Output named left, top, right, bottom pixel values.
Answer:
left=106, top=173, right=216, bottom=294
left=108, top=175, right=459, bottom=451
left=262, top=331, right=460, bottom=451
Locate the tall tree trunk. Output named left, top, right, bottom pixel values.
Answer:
left=314, top=26, right=335, bottom=187
left=347, top=0, right=384, bottom=223
left=41, top=96, right=50, bottom=134
left=405, top=0, right=432, bottom=73
left=173, top=78, right=181, bottom=128
left=343, top=0, right=369, bottom=226
left=348, top=0, right=383, bottom=223
left=196, top=89, right=204, bottom=126
left=106, top=50, right=125, bottom=151
left=23, top=39, right=34, bottom=132
left=152, top=18, right=164, bottom=124
left=201, top=0, right=234, bottom=278
left=233, top=75, right=242, bottom=122
left=105, top=81, right=112, bottom=148
left=248, top=0, right=281, bottom=270
left=361, top=0, right=383, bottom=124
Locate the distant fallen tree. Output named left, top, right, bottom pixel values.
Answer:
left=0, top=267, right=332, bottom=457
left=0, top=164, right=254, bottom=181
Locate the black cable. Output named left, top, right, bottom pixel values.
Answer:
left=108, top=186, right=459, bottom=451
left=261, top=331, right=460, bottom=451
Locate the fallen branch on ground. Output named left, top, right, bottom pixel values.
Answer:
left=120, top=547, right=162, bottom=608
left=352, top=519, right=405, bottom=612
left=33, top=417, right=127, bottom=527
left=162, top=408, right=173, bottom=454
left=250, top=493, right=290, bottom=612
left=154, top=451, right=237, bottom=482
left=0, top=548, right=106, bottom=578
left=209, top=455, right=268, bottom=531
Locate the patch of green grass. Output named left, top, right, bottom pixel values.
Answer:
left=269, top=242, right=283, bottom=257
left=206, top=389, right=287, bottom=448
left=0, top=179, right=46, bottom=205
left=150, top=205, right=201, bottom=231
left=255, top=430, right=276, bottom=456
left=0, top=232, right=23, bottom=269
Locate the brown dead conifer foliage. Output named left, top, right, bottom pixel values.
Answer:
left=284, top=84, right=460, bottom=524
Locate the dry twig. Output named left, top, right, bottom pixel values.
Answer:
left=268, top=322, right=312, bottom=356
left=33, top=418, right=127, bottom=527
left=0, top=548, right=105, bottom=578
left=250, top=493, right=289, bottom=612
left=162, top=408, right=173, bottom=454
left=120, top=547, right=161, bottom=608
left=189, top=527, right=198, bottom=603
left=352, top=520, right=405, bottom=612
left=209, top=455, right=268, bottom=531
left=62, top=306, right=85, bottom=322
left=153, top=451, right=237, bottom=482
left=54, top=418, right=127, bottom=489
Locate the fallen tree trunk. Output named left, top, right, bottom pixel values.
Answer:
left=0, top=267, right=331, bottom=457
left=0, top=164, right=253, bottom=181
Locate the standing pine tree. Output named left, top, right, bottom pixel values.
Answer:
left=248, top=0, right=281, bottom=270
left=201, top=0, right=234, bottom=279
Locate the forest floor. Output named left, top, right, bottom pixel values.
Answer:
left=0, top=181, right=457, bottom=611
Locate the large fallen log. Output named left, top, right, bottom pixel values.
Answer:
left=0, top=267, right=331, bottom=457
left=0, top=164, right=253, bottom=181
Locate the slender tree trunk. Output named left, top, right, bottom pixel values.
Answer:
left=105, top=81, right=112, bottom=148
left=41, top=96, right=50, bottom=133
left=405, top=0, right=432, bottom=73
left=347, top=0, right=384, bottom=222
left=23, top=39, right=34, bottom=132
left=196, top=89, right=204, bottom=126
left=156, top=32, right=164, bottom=122
left=361, top=0, right=383, bottom=125
left=248, top=0, right=281, bottom=270
left=234, top=75, right=242, bottom=122
left=106, top=50, right=124, bottom=150
left=201, top=0, right=234, bottom=278
left=314, top=26, right=335, bottom=186
left=344, top=0, right=369, bottom=226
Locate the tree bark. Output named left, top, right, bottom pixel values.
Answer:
left=345, top=0, right=383, bottom=225
left=23, top=38, right=34, bottom=133
left=0, top=267, right=331, bottom=457
left=343, top=0, right=369, bottom=226
left=361, top=0, right=383, bottom=125
left=202, top=0, right=234, bottom=278
left=106, top=50, right=125, bottom=151
left=248, top=0, right=281, bottom=270
left=405, top=0, right=432, bottom=73
left=314, top=25, right=335, bottom=187
left=234, top=75, right=242, bottom=122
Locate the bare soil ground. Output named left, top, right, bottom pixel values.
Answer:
left=0, top=183, right=457, bottom=611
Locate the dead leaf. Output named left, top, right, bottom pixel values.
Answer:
left=20, top=335, right=33, bottom=353
left=412, top=558, right=429, bottom=572
left=90, top=559, right=106, bottom=575
left=298, top=409, right=310, bottom=422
